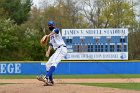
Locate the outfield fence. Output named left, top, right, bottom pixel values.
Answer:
left=0, top=61, right=140, bottom=75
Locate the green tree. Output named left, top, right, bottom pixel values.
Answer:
left=40, top=0, right=86, bottom=29
left=20, top=26, right=46, bottom=60
left=0, top=19, right=20, bottom=60
left=0, top=18, right=47, bottom=61
left=81, top=0, right=136, bottom=28
left=99, top=0, right=136, bottom=28
left=0, top=0, right=32, bottom=24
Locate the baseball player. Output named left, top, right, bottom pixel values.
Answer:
left=37, top=20, right=67, bottom=86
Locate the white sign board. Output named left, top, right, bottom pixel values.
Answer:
left=62, top=28, right=128, bottom=60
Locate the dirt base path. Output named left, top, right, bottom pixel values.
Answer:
left=0, top=79, right=140, bottom=93
left=1, top=78, right=140, bottom=83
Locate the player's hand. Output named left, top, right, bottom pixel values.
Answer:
left=45, top=35, right=49, bottom=38
left=46, top=51, right=50, bottom=57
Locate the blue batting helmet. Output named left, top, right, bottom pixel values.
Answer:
left=48, top=20, right=55, bottom=26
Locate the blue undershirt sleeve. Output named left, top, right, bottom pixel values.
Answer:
left=53, top=28, right=59, bottom=34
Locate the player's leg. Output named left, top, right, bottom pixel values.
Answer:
left=45, top=66, right=55, bottom=86
left=36, top=55, right=54, bottom=84
left=37, top=51, right=59, bottom=86
left=45, top=47, right=67, bottom=85
left=45, top=55, right=55, bottom=85
left=44, top=52, right=57, bottom=85
left=49, top=73, right=54, bottom=84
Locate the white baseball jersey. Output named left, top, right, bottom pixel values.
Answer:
left=46, top=28, right=67, bottom=71
left=49, top=28, right=66, bottom=50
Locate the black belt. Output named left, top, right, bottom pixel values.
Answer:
left=56, top=45, right=67, bottom=50
left=57, top=45, right=67, bottom=48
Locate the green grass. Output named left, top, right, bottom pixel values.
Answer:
left=0, top=75, right=36, bottom=79
left=0, top=74, right=140, bottom=79
left=54, top=74, right=140, bottom=79
left=0, top=83, right=18, bottom=85
left=75, top=83, right=140, bottom=91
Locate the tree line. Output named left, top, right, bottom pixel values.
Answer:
left=0, top=0, right=140, bottom=61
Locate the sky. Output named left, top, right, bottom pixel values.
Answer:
left=32, top=0, right=140, bottom=9
left=32, top=0, right=56, bottom=8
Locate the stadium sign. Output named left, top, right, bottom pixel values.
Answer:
left=62, top=28, right=128, bottom=60
left=62, top=29, right=128, bottom=36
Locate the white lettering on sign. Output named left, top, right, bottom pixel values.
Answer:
left=0, top=64, right=6, bottom=73
left=7, top=63, right=14, bottom=73
left=0, top=63, right=21, bottom=74
left=15, top=63, right=21, bottom=73
left=63, top=52, right=128, bottom=60
left=62, top=29, right=128, bottom=37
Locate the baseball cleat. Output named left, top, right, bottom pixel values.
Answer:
left=43, top=81, right=54, bottom=86
left=36, top=75, right=54, bottom=86
left=48, top=81, right=54, bottom=86
left=36, top=75, right=48, bottom=83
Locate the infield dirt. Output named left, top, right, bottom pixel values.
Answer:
left=0, top=79, right=140, bottom=93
